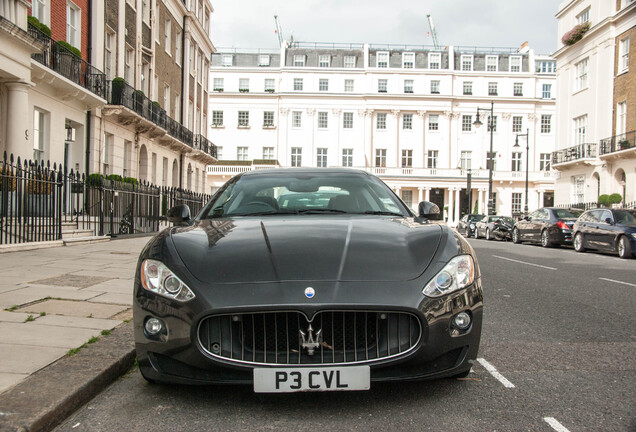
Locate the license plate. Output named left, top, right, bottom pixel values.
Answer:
left=253, top=366, right=370, bottom=393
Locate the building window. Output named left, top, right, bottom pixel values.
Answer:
left=124, top=47, right=133, bottom=83
left=512, top=116, right=523, bottom=133
left=429, top=52, right=441, bottom=69
left=221, top=54, right=233, bottom=66
left=164, top=19, right=172, bottom=54
left=488, top=82, right=498, bottom=96
left=403, top=113, right=413, bottom=130
left=430, top=80, right=440, bottom=94
left=572, top=175, right=585, bottom=204
left=402, top=52, right=415, bottom=68
left=378, top=79, right=387, bottom=93
left=619, top=37, right=630, bottom=73
left=575, top=58, right=588, bottom=91
left=317, top=148, right=328, bottom=167
left=486, top=55, right=498, bottom=72
left=539, top=153, right=551, bottom=171
left=264, top=78, right=275, bottom=92
left=293, top=55, right=305, bottom=66
left=66, top=1, right=80, bottom=50
left=294, top=78, right=303, bottom=91
left=512, top=152, right=522, bottom=171
left=319, top=79, right=329, bottom=91
left=32, top=0, right=47, bottom=24
left=238, top=111, right=249, bottom=127
left=376, top=149, right=386, bottom=167
left=237, top=147, right=248, bottom=161
left=377, top=52, right=389, bottom=68
left=427, top=150, right=438, bottom=168
left=163, top=83, right=170, bottom=113
left=541, top=115, right=552, bottom=133
left=401, top=190, right=413, bottom=207
left=463, top=81, right=473, bottom=95
left=460, top=151, right=472, bottom=169
left=428, top=114, right=439, bottom=131
left=259, top=55, right=270, bottom=66
left=103, top=133, right=113, bottom=175
left=542, top=84, right=552, bottom=99
left=513, top=82, right=523, bottom=96
left=104, top=31, right=114, bottom=79
left=141, top=60, right=149, bottom=94
left=344, top=79, right=354, bottom=92
left=263, top=111, right=274, bottom=127
left=404, top=79, right=414, bottom=93
left=461, top=55, right=473, bottom=71
left=510, top=56, right=521, bottom=72
left=318, top=111, right=328, bottom=129
left=462, top=115, right=472, bottom=132
left=33, top=109, right=46, bottom=161
left=343, top=112, right=353, bottom=129
left=318, top=55, right=330, bottom=67
left=538, top=61, right=555, bottom=73
left=377, top=113, right=387, bottom=129
left=212, top=111, right=223, bottom=126
left=263, top=147, right=274, bottom=160
left=342, top=149, right=353, bottom=167
left=291, top=148, right=302, bottom=167
left=239, top=78, right=249, bottom=92
left=577, top=7, right=590, bottom=25
left=213, top=78, right=224, bottom=91
left=344, top=56, right=356, bottom=68
left=574, top=115, right=587, bottom=145
left=292, top=111, right=302, bottom=128
left=402, top=150, right=413, bottom=168
left=487, top=116, right=497, bottom=132
left=175, top=29, right=181, bottom=65
left=512, top=193, right=522, bottom=214
left=617, top=101, right=627, bottom=135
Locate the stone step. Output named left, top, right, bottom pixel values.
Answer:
left=63, top=236, right=110, bottom=246
left=61, top=229, right=95, bottom=239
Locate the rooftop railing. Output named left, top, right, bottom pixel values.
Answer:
left=599, top=130, right=635, bottom=156
left=27, top=22, right=105, bottom=99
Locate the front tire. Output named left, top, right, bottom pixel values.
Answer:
left=541, top=230, right=553, bottom=248
left=617, top=236, right=633, bottom=259
left=574, top=232, right=586, bottom=252
left=486, top=228, right=492, bottom=240
left=474, top=229, right=479, bottom=239
left=512, top=228, right=521, bottom=244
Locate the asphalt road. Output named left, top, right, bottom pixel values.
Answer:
left=55, top=238, right=636, bottom=432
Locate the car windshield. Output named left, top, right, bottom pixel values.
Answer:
left=468, top=214, right=485, bottom=222
left=553, top=209, right=578, bottom=218
left=497, top=217, right=514, bottom=224
left=614, top=210, right=636, bottom=226
left=202, top=171, right=409, bottom=218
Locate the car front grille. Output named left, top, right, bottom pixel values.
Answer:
left=197, top=310, right=422, bottom=366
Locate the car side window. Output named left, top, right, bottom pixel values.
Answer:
left=599, top=210, right=612, bottom=224
left=529, top=210, right=539, bottom=220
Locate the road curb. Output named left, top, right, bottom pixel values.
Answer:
left=0, top=321, right=135, bottom=432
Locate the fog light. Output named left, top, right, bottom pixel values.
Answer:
left=452, top=311, right=471, bottom=330
left=145, top=317, right=163, bottom=336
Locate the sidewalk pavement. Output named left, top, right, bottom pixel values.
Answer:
left=0, top=236, right=152, bottom=431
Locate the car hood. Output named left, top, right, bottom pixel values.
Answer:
left=169, top=217, right=443, bottom=284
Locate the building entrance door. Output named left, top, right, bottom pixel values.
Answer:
left=429, top=188, right=444, bottom=211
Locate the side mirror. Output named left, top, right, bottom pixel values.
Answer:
left=167, top=204, right=191, bottom=225
left=417, top=201, right=442, bottom=220
left=604, top=217, right=614, bottom=225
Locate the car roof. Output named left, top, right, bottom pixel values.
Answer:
left=240, top=168, right=372, bottom=177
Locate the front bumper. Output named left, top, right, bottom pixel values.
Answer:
left=134, top=278, right=483, bottom=385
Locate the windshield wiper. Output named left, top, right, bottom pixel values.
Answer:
left=362, top=211, right=404, bottom=216
left=227, top=210, right=298, bottom=217
left=296, top=208, right=348, bottom=214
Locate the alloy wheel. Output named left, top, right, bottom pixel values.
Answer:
left=618, top=236, right=632, bottom=259
left=541, top=230, right=551, bottom=248
left=574, top=233, right=585, bottom=252
left=486, top=228, right=491, bottom=240
left=512, top=228, right=520, bottom=244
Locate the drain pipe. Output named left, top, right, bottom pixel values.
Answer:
left=84, top=0, right=93, bottom=176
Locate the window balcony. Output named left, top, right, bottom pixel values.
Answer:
left=551, top=143, right=597, bottom=167
left=599, top=130, right=635, bottom=159
left=27, top=22, right=105, bottom=101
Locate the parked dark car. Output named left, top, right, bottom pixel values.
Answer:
left=134, top=168, right=483, bottom=392
left=512, top=207, right=580, bottom=247
left=457, top=214, right=485, bottom=237
left=573, top=208, right=636, bottom=259
left=474, top=215, right=515, bottom=240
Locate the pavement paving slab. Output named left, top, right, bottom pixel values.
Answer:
left=27, top=274, right=113, bottom=289
left=0, top=311, right=32, bottom=323
left=17, top=299, right=128, bottom=319
left=88, top=292, right=132, bottom=306
left=0, top=344, right=68, bottom=374
left=0, top=322, right=101, bottom=349
left=30, top=315, right=123, bottom=330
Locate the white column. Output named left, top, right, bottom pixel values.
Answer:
left=5, top=82, right=32, bottom=161
left=539, top=190, right=544, bottom=209
left=454, top=187, right=461, bottom=224
left=425, top=187, right=431, bottom=201
left=478, top=189, right=485, bottom=214
left=447, top=189, right=454, bottom=223
left=418, top=187, right=424, bottom=203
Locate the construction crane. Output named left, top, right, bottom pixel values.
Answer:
left=426, top=14, right=441, bottom=50
left=274, top=15, right=284, bottom=47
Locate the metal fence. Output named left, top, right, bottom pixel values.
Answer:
left=555, top=201, right=636, bottom=211
left=1, top=152, right=211, bottom=245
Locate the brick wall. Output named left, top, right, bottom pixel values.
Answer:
left=613, top=26, right=636, bottom=136
left=40, top=0, right=90, bottom=60
left=155, top=2, right=183, bottom=119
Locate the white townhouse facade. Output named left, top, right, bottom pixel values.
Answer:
left=207, top=42, right=557, bottom=223
left=553, top=0, right=636, bottom=205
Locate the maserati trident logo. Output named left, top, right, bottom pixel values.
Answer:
left=304, top=287, right=315, bottom=299
left=299, top=324, right=322, bottom=356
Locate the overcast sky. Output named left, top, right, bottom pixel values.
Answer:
left=211, top=0, right=559, bottom=55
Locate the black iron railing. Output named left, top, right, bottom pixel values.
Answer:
left=27, top=22, right=106, bottom=99
left=194, top=134, right=218, bottom=159
left=106, top=80, right=197, bottom=148
left=552, top=143, right=597, bottom=165
left=599, top=130, right=635, bottom=155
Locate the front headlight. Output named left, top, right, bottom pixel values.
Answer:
left=141, top=259, right=195, bottom=302
left=469, top=223, right=475, bottom=229
left=423, top=255, right=475, bottom=298
left=631, top=233, right=636, bottom=240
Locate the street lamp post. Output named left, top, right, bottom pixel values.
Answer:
left=473, top=101, right=495, bottom=215
left=514, top=128, right=530, bottom=214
